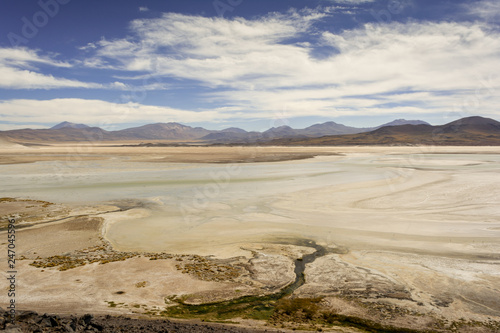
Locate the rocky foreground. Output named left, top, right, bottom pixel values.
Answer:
left=0, top=309, right=294, bottom=333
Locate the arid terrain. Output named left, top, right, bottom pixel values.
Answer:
left=1, top=144, right=500, bottom=332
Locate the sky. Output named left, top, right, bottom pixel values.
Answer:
left=0, top=0, right=499, bottom=131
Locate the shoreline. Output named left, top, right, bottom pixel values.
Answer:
left=1, top=144, right=500, bottom=166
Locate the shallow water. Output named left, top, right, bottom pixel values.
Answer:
left=2, top=153, right=500, bottom=257
left=0, top=155, right=385, bottom=203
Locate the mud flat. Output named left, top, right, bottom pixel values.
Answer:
left=0, top=145, right=499, bottom=332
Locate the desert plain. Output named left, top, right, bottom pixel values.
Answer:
left=0, top=143, right=500, bottom=332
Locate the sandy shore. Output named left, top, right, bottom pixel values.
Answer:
left=0, top=144, right=343, bottom=165
left=1, top=143, right=499, bottom=165
left=1, top=145, right=499, bottom=332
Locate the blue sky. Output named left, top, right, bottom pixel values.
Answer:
left=1, top=0, right=499, bottom=131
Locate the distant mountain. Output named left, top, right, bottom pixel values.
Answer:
left=266, top=116, right=500, bottom=146
left=202, top=119, right=431, bottom=143
left=0, top=126, right=109, bottom=142
left=1, top=122, right=215, bottom=143
left=262, top=126, right=303, bottom=139
left=439, top=116, right=500, bottom=133
left=2, top=117, right=498, bottom=145
left=113, top=123, right=213, bottom=140
left=201, top=131, right=261, bottom=143
left=220, top=127, right=247, bottom=134
left=202, top=120, right=430, bottom=143
left=50, top=121, right=90, bottom=130
left=301, top=121, right=368, bottom=136
left=376, top=119, right=430, bottom=128
left=202, top=121, right=371, bottom=143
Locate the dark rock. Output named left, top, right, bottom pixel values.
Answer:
left=64, top=323, right=75, bottom=332
left=49, top=315, right=61, bottom=327
left=70, top=318, right=78, bottom=330
left=3, top=323, right=23, bottom=333
left=16, top=310, right=38, bottom=323
left=82, top=313, right=93, bottom=325
left=7, top=309, right=295, bottom=333
left=38, top=316, right=52, bottom=327
left=90, top=321, right=104, bottom=331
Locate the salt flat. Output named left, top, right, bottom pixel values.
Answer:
left=0, top=145, right=499, bottom=332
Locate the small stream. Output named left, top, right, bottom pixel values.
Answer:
left=279, top=239, right=328, bottom=297
left=163, top=239, right=420, bottom=332
left=165, top=239, right=329, bottom=318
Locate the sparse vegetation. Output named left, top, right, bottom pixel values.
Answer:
left=29, top=244, right=140, bottom=270
left=174, top=255, right=242, bottom=282
left=106, top=301, right=117, bottom=308
left=135, top=281, right=147, bottom=288
left=271, top=297, right=322, bottom=323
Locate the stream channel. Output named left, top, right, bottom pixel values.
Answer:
left=164, top=239, right=329, bottom=319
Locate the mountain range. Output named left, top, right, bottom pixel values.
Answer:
left=1, top=117, right=499, bottom=145
left=266, top=116, right=500, bottom=146
left=0, top=119, right=430, bottom=143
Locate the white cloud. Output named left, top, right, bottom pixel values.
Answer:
left=78, top=42, right=97, bottom=51
left=81, top=11, right=500, bottom=120
left=0, top=99, right=229, bottom=128
left=0, top=47, right=158, bottom=91
left=0, top=123, right=46, bottom=131
left=462, top=0, right=500, bottom=23
left=139, top=6, right=149, bottom=12
left=110, top=81, right=128, bottom=89
left=90, top=10, right=326, bottom=80
left=0, top=47, right=71, bottom=68
left=4, top=7, right=500, bottom=127
left=0, top=66, right=102, bottom=89
left=0, top=48, right=101, bottom=89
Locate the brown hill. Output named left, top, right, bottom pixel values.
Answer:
left=0, top=127, right=110, bottom=143
left=113, top=123, right=212, bottom=140
left=0, top=123, right=212, bottom=143
left=266, top=116, right=500, bottom=146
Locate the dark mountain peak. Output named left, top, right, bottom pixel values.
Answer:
left=446, top=116, right=500, bottom=126
left=371, top=123, right=432, bottom=136
left=51, top=121, right=90, bottom=130
left=440, top=116, right=500, bottom=134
